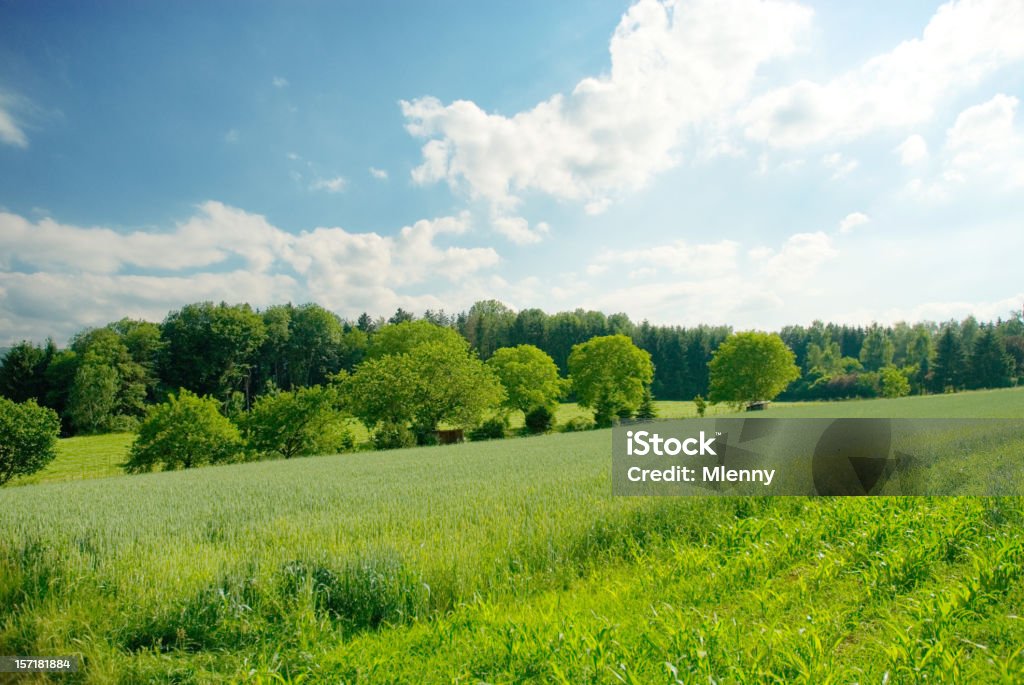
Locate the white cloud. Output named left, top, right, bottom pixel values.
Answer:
left=821, top=152, right=858, bottom=179
left=311, top=176, right=347, bottom=193
left=369, top=167, right=389, bottom=180
left=0, top=94, right=28, bottom=148
left=272, top=76, right=289, bottom=88
left=402, top=0, right=812, bottom=213
left=581, top=231, right=837, bottom=324
left=838, top=212, right=870, bottom=234
left=492, top=215, right=550, bottom=245
left=224, top=129, right=239, bottom=143
left=740, top=0, right=1024, bottom=148
left=943, top=93, right=1024, bottom=188
left=896, top=134, right=929, bottom=165
left=0, top=204, right=500, bottom=343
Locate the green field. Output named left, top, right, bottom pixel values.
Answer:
left=2, top=389, right=1024, bottom=682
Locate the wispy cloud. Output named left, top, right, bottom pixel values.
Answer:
left=0, top=92, right=30, bottom=148
left=369, top=167, right=388, bottom=180
left=272, top=76, right=289, bottom=88
left=310, top=176, right=347, bottom=193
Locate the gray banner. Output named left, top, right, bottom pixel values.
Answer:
left=613, top=418, right=1024, bottom=496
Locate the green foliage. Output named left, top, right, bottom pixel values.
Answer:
left=487, top=344, right=566, bottom=414
left=0, top=340, right=54, bottom=403
left=67, top=358, right=118, bottom=433
left=880, top=366, right=912, bottom=398
left=371, top=422, right=416, bottom=450
left=468, top=416, right=508, bottom=442
left=367, top=320, right=464, bottom=359
left=568, top=334, right=653, bottom=427
left=345, top=333, right=505, bottom=442
left=635, top=387, right=657, bottom=419
left=694, top=394, right=707, bottom=417
left=125, top=389, right=243, bottom=472
left=523, top=404, right=556, bottom=434
left=561, top=416, right=595, bottom=432
left=968, top=326, right=1014, bottom=390
left=859, top=326, right=895, bottom=371
left=246, top=385, right=351, bottom=459
left=160, top=302, right=266, bottom=403
left=0, top=397, right=60, bottom=485
left=708, top=331, right=800, bottom=407
left=930, top=326, right=966, bottom=393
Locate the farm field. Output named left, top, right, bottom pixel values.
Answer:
left=1, top=389, right=1023, bottom=682
left=13, top=387, right=1024, bottom=488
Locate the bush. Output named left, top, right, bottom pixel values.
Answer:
left=125, top=389, right=243, bottom=472
left=524, top=405, right=555, bottom=434
left=0, top=397, right=60, bottom=485
left=468, top=416, right=507, bottom=442
left=372, top=422, right=416, bottom=450
left=562, top=416, right=595, bottom=433
left=246, top=385, right=351, bottom=459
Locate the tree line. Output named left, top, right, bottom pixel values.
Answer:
left=1, top=299, right=1022, bottom=439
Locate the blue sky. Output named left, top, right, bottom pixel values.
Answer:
left=1, top=0, right=1023, bottom=344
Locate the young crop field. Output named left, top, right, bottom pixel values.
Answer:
left=1, top=389, right=1023, bottom=682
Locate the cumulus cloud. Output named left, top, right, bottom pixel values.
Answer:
left=311, top=176, right=347, bottom=193
left=942, top=93, right=1024, bottom=188
left=401, top=0, right=812, bottom=214
left=0, top=204, right=500, bottom=342
left=369, top=167, right=388, bottom=180
left=491, top=215, right=550, bottom=245
left=739, top=0, right=1024, bottom=148
left=896, top=134, right=929, bottom=165
left=838, top=212, right=870, bottom=234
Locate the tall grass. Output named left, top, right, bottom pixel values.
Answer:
left=1, top=389, right=1023, bottom=682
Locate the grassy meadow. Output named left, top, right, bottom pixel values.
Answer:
left=1, top=389, right=1023, bottom=682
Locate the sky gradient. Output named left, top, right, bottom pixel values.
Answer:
left=1, top=0, right=1023, bottom=344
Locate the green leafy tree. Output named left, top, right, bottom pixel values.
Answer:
left=160, top=302, right=266, bottom=406
left=486, top=345, right=566, bottom=415
left=344, top=335, right=505, bottom=444
left=462, top=299, right=515, bottom=359
left=879, top=366, right=911, bottom=398
left=125, top=389, right=243, bottom=472
left=67, top=358, right=119, bottom=433
left=367, top=320, right=464, bottom=358
left=929, top=326, right=965, bottom=392
left=859, top=326, right=894, bottom=371
left=708, top=332, right=799, bottom=408
left=968, top=326, right=1014, bottom=389
left=568, top=334, right=654, bottom=427
left=0, top=397, right=60, bottom=485
left=246, top=385, right=351, bottom=459
left=0, top=340, right=54, bottom=403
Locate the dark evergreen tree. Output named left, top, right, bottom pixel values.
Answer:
left=968, top=326, right=1014, bottom=389
left=929, top=326, right=965, bottom=392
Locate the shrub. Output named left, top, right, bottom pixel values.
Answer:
left=468, top=416, right=507, bottom=442
left=562, top=416, right=595, bottom=433
left=524, top=405, right=555, bottom=434
left=125, top=389, right=243, bottom=472
left=694, top=394, right=707, bottom=417
left=0, top=397, right=60, bottom=485
left=372, top=422, right=416, bottom=450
